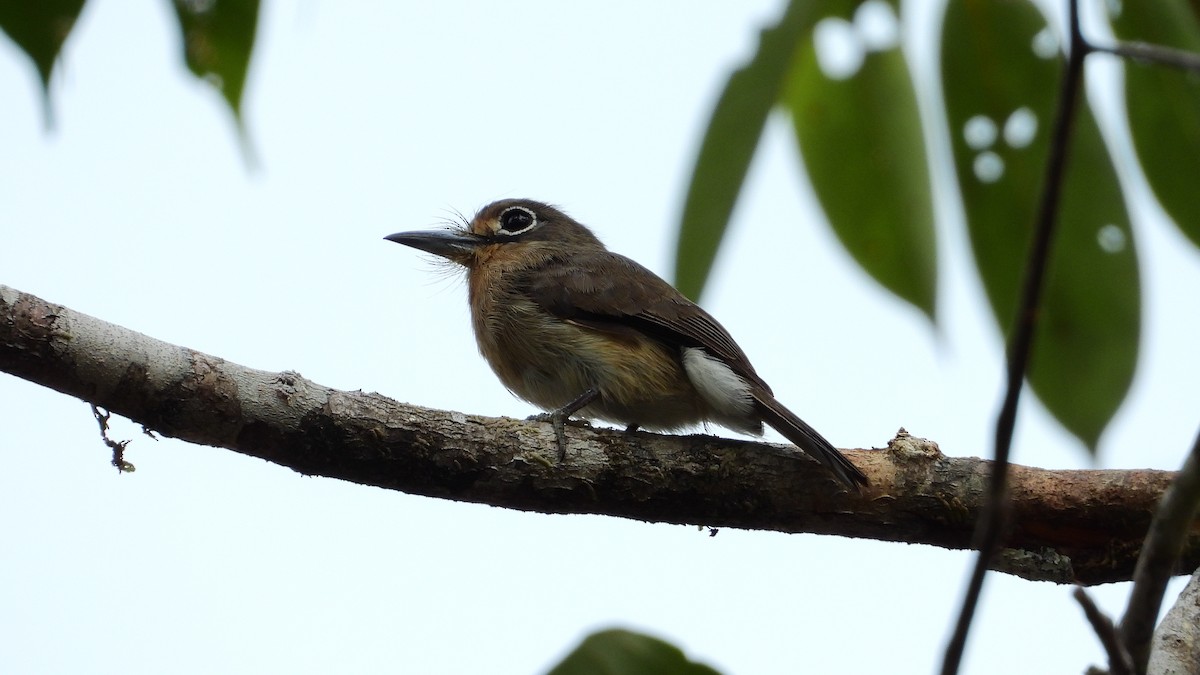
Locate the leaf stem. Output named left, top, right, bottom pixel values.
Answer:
left=1093, top=41, right=1200, bottom=72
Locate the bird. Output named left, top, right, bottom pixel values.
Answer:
left=385, top=198, right=868, bottom=490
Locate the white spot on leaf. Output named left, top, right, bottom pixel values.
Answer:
left=855, top=0, right=900, bottom=52
left=964, top=115, right=997, bottom=150
left=973, top=151, right=1005, bottom=183
left=1097, top=224, right=1127, bottom=253
left=814, top=17, right=864, bottom=80
left=1004, top=107, right=1038, bottom=148
left=1032, top=27, right=1059, bottom=59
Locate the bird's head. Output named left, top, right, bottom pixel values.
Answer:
left=385, top=199, right=604, bottom=268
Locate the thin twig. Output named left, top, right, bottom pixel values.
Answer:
left=1143, top=568, right=1200, bottom=674
left=1092, top=41, right=1200, bottom=73
left=1074, top=586, right=1133, bottom=675
left=91, top=404, right=135, bottom=473
left=940, top=1, right=1088, bottom=672
left=1119, top=427, right=1200, bottom=673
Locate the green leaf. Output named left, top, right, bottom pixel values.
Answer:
left=674, top=0, right=818, bottom=301
left=942, top=0, right=1140, bottom=451
left=1110, top=0, right=1200, bottom=249
left=170, top=0, right=260, bottom=124
left=546, top=629, right=722, bottom=675
left=785, top=0, right=937, bottom=321
left=0, top=0, right=86, bottom=125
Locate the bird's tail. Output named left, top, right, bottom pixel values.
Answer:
left=753, top=391, right=868, bottom=491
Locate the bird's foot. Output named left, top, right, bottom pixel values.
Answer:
left=527, top=388, right=600, bottom=461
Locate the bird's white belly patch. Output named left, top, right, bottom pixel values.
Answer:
left=681, top=347, right=754, bottom=417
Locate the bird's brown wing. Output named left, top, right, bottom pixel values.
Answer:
left=520, top=250, right=769, bottom=390
left=523, top=249, right=868, bottom=490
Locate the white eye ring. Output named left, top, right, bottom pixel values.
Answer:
left=497, top=206, right=538, bottom=236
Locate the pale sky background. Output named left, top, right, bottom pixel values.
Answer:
left=3, top=1, right=1199, bottom=674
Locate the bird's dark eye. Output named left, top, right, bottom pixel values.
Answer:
left=498, top=206, right=537, bottom=235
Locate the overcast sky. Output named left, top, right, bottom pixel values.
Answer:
left=3, top=1, right=1199, bottom=673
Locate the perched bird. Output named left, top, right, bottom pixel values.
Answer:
left=385, top=199, right=867, bottom=490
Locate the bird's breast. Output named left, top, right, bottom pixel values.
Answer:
left=466, top=270, right=705, bottom=429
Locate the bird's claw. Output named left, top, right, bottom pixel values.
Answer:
left=527, top=388, right=601, bottom=461
left=527, top=410, right=570, bottom=461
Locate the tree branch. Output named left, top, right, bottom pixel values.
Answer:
left=1120, top=427, right=1200, bottom=672
left=1074, top=586, right=1134, bottom=675
left=1145, top=567, right=1200, bottom=674
left=2, top=283, right=1193, bottom=586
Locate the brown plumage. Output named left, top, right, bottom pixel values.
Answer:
left=386, top=198, right=867, bottom=490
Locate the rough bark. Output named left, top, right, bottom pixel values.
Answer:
left=1147, top=568, right=1200, bottom=674
left=2, top=283, right=1195, bottom=586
